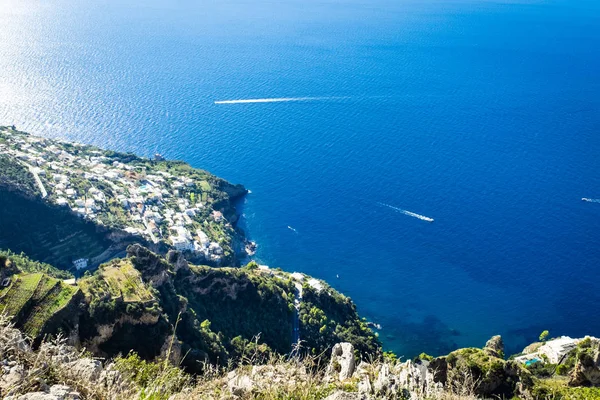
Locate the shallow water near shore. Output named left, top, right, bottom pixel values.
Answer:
left=1, top=0, right=600, bottom=356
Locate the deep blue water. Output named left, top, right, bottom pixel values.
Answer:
left=1, top=0, right=600, bottom=357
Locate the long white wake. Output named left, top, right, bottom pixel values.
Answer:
left=378, top=202, right=434, bottom=223
left=214, top=96, right=347, bottom=104
left=582, top=198, right=600, bottom=203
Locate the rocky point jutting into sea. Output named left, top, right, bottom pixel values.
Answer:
left=1, top=126, right=600, bottom=400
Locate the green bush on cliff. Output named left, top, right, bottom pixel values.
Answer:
left=443, top=347, right=530, bottom=398
left=0, top=249, right=73, bottom=279
left=173, top=264, right=296, bottom=355
left=299, top=285, right=380, bottom=359
left=113, top=351, right=191, bottom=400
left=531, top=378, right=600, bottom=400
left=0, top=154, right=39, bottom=195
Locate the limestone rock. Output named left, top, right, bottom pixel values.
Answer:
left=227, top=370, right=253, bottom=396
left=67, top=358, right=102, bottom=382
left=355, top=362, right=373, bottom=396
left=326, top=343, right=356, bottom=381
left=225, top=364, right=311, bottom=396
left=397, top=360, right=443, bottom=400
left=49, top=385, right=80, bottom=399
left=1, top=364, right=25, bottom=391
left=437, top=348, right=531, bottom=398
left=357, top=376, right=372, bottom=397
left=6, top=394, right=59, bottom=400
left=373, top=363, right=393, bottom=395
left=569, top=338, right=600, bottom=386
left=324, top=390, right=362, bottom=400
left=6, top=385, right=79, bottom=400
left=484, top=335, right=504, bottom=358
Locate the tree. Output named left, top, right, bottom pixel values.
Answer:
left=539, top=330, right=549, bottom=342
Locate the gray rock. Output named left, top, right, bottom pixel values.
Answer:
left=8, top=393, right=58, bottom=400
left=355, top=362, right=373, bottom=396
left=1, top=364, right=25, bottom=390
left=4, top=385, right=80, bottom=400
left=324, top=390, right=362, bottom=400
left=227, top=371, right=254, bottom=396
left=49, top=385, right=80, bottom=399
left=569, top=338, right=600, bottom=386
left=326, top=343, right=356, bottom=381
left=484, top=335, right=505, bottom=358
left=373, top=363, right=394, bottom=395
left=396, top=360, right=443, bottom=400
left=67, top=358, right=102, bottom=382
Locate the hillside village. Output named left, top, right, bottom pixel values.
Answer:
left=0, top=126, right=245, bottom=268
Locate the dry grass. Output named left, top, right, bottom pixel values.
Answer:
left=0, top=317, right=490, bottom=400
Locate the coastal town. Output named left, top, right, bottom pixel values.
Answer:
left=0, top=126, right=247, bottom=268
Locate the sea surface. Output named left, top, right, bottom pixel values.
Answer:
left=1, top=0, right=600, bottom=357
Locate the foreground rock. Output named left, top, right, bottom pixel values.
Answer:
left=325, top=342, right=356, bottom=381
left=483, top=335, right=504, bottom=358
left=434, top=346, right=533, bottom=398
left=0, top=319, right=132, bottom=399
left=569, top=337, right=600, bottom=386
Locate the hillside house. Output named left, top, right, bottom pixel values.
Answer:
left=73, top=258, right=88, bottom=270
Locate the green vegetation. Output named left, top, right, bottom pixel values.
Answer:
left=443, top=347, right=530, bottom=398
left=0, top=272, right=80, bottom=338
left=79, top=259, right=154, bottom=303
left=110, top=245, right=380, bottom=372
left=382, top=351, right=399, bottom=364
left=531, top=377, right=600, bottom=400
left=0, top=154, right=38, bottom=195
left=540, top=330, right=550, bottom=342
left=417, top=352, right=434, bottom=362
left=0, top=188, right=112, bottom=269
left=299, top=284, right=381, bottom=359
left=113, top=352, right=191, bottom=400
left=0, top=249, right=73, bottom=279
left=0, top=126, right=247, bottom=268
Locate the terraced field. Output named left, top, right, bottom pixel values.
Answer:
left=79, top=260, right=154, bottom=303
left=22, top=282, right=79, bottom=337
left=0, top=189, right=111, bottom=269
left=0, top=273, right=80, bottom=337
left=0, top=273, right=44, bottom=317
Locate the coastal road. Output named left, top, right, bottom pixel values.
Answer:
left=21, top=161, right=47, bottom=198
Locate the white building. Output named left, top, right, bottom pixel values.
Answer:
left=209, top=242, right=223, bottom=255
left=170, top=235, right=193, bottom=251
left=73, top=258, right=88, bottom=270
left=291, top=272, right=304, bottom=281
left=196, top=230, right=210, bottom=248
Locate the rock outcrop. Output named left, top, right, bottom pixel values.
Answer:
left=326, top=343, right=356, bottom=381
left=569, top=337, right=600, bottom=386
left=483, top=335, right=504, bottom=358
left=0, top=319, right=132, bottom=400
left=324, top=391, right=362, bottom=400
left=223, top=364, right=310, bottom=397
left=433, top=346, right=532, bottom=398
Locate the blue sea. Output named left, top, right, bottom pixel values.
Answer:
left=1, top=0, right=600, bottom=357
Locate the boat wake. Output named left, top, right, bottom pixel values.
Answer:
left=582, top=198, right=600, bottom=203
left=214, top=96, right=348, bottom=105
left=378, top=202, right=434, bottom=223
left=287, top=225, right=298, bottom=233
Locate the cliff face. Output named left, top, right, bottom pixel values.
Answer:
left=0, top=246, right=380, bottom=375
